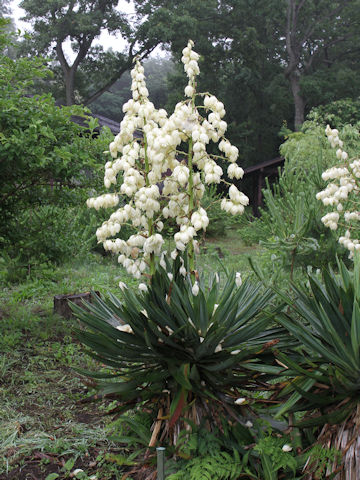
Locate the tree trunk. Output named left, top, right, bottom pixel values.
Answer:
left=56, top=41, right=76, bottom=106
left=64, top=68, right=76, bottom=106
left=289, top=70, right=305, bottom=131
left=285, top=0, right=305, bottom=131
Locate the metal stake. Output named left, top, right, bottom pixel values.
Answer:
left=156, top=446, right=166, bottom=480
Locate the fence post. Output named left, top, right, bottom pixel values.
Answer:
left=157, top=446, right=166, bottom=480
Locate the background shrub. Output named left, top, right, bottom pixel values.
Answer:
left=0, top=27, right=116, bottom=270
left=241, top=119, right=360, bottom=278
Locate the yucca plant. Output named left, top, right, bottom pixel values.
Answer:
left=274, top=255, right=360, bottom=479
left=73, top=255, right=286, bottom=446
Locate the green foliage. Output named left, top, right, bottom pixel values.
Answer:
left=0, top=16, right=14, bottom=52
left=234, top=214, right=264, bottom=247
left=163, top=0, right=292, bottom=167
left=107, top=410, right=153, bottom=452
left=260, top=177, right=329, bottom=270
left=307, top=97, right=360, bottom=128
left=19, top=0, right=126, bottom=102
left=91, top=57, right=175, bottom=122
left=73, top=254, right=285, bottom=439
left=274, top=255, right=360, bottom=425
left=1, top=200, right=124, bottom=279
left=166, top=422, right=303, bottom=480
left=167, top=425, right=252, bottom=480
left=274, top=0, right=360, bottom=128
left=45, top=474, right=60, bottom=480
left=248, top=122, right=360, bottom=278
left=161, top=0, right=360, bottom=163
left=19, top=0, right=175, bottom=105
left=18, top=0, right=360, bottom=165
left=6, top=206, right=94, bottom=266
left=304, top=444, right=342, bottom=478
left=0, top=31, right=114, bottom=266
left=168, top=450, right=245, bottom=480
left=176, top=426, right=228, bottom=458
left=253, top=431, right=297, bottom=479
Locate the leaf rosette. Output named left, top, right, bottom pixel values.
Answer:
left=72, top=256, right=285, bottom=442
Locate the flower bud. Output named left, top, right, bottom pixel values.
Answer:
left=192, top=282, right=199, bottom=296
left=184, top=85, right=195, bottom=97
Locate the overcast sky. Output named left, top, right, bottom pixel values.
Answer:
left=10, top=0, right=146, bottom=60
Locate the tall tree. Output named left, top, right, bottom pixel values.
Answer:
left=143, top=0, right=290, bottom=165
left=155, top=0, right=360, bottom=134
left=282, top=0, right=360, bottom=130
left=19, top=0, right=167, bottom=105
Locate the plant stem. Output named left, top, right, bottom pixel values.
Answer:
left=188, top=136, right=195, bottom=277
left=143, top=122, right=155, bottom=276
left=187, top=89, right=197, bottom=278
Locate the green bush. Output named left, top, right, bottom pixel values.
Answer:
left=307, top=97, right=360, bottom=128
left=0, top=26, right=114, bottom=266
left=244, top=122, right=360, bottom=279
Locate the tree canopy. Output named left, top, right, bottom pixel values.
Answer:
left=90, top=56, right=174, bottom=122
left=158, top=0, right=360, bottom=161
left=280, top=0, right=360, bottom=129
left=0, top=25, right=111, bottom=261
left=13, top=0, right=360, bottom=165
left=19, top=0, right=171, bottom=105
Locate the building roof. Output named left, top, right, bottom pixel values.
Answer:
left=72, top=111, right=284, bottom=173
left=244, top=156, right=284, bottom=175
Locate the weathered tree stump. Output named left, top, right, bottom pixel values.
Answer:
left=53, top=291, right=100, bottom=319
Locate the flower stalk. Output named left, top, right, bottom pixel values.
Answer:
left=86, top=40, right=249, bottom=284
left=317, top=125, right=360, bottom=257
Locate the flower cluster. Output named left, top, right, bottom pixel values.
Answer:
left=221, top=185, right=249, bottom=215
left=316, top=125, right=360, bottom=256
left=87, top=40, right=248, bottom=279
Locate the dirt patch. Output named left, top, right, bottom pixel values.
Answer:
left=0, top=449, right=100, bottom=480
left=74, top=412, right=98, bottom=424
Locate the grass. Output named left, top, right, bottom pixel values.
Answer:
left=0, top=233, right=259, bottom=480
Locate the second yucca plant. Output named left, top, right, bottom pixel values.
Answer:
left=274, top=255, right=360, bottom=478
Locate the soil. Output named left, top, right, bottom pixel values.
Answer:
left=0, top=449, right=99, bottom=480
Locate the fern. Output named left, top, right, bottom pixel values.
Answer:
left=253, top=434, right=297, bottom=477
left=167, top=426, right=256, bottom=480
left=175, top=427, right=223, bottom=458
left=304, top=444, right=341, bottom=478
left=168, top=449, right=247, bottom=480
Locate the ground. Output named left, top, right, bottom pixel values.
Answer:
left=0, top=233, right=256, bottom=480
